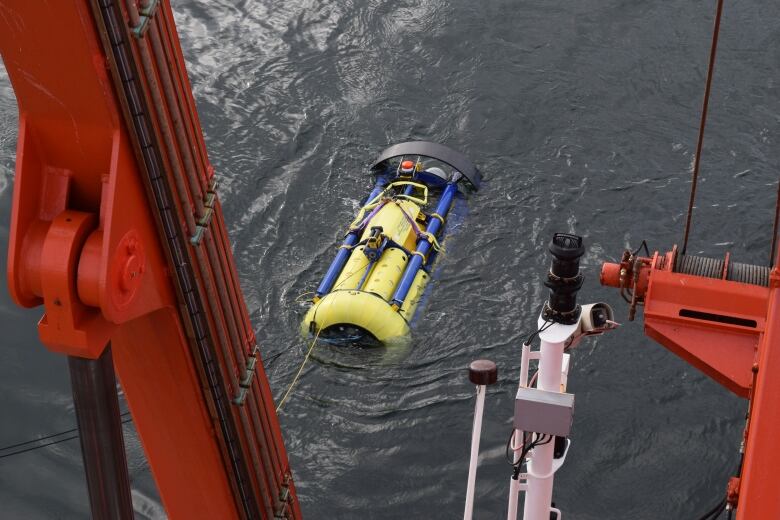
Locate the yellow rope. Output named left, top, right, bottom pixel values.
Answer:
left=421, top=231, right=441, bottom=252
left=390, top=181, right=428, bottom=205
left=348, top=181, right=430, bottom=231
left=348, top=200, right=382, bottom=230
left=275, top=327, right=322, bottom=413
left=285, top=262, right=372, bottom=409
left=294, top=291, right=315, bottom=303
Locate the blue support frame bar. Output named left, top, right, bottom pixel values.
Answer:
left=315, top=231, right=359, bottom=298
left=314, top=177, right=388, bottom=298
left=390, top=181, right=459, bottom=308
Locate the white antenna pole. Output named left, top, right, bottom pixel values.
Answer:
left=463, top=385, right=485, bottom=520
left=522, top=332, right=566, bottom=520
left=463, top=360, right=498, bottom=520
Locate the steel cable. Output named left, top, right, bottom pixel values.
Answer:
left=682, top=0, right=725, bottom=255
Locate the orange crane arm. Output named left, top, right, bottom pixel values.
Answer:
left=602, top=247, right=780, bottom=519
left=0, top=1, right=300, bottom=518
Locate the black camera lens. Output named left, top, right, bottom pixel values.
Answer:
left=591, top=306, right=608, bottom=328
left=544, top=233, right=585, bottom=324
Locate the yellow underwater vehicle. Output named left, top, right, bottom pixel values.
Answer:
left=302, top=142, right=480, bottom=344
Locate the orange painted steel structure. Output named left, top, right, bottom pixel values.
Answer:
left=0, top=1, right=300, bottom=518
left=602, top=246, right=780, bottom=518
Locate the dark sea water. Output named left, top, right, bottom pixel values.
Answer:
left=1, top=0, right=779, bottom=518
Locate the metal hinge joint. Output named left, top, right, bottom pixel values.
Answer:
left=190, top=177, right=218, bottom=245
left=232, top=344, right=259, bottom=405
left=131, top=0, right=160, bottom=38
left=274, top=474, right=293, bottom=519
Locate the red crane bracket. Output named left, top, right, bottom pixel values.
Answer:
left=3, top=2, right=172, bottom=358
left=602, top=249, right=767, bottom=397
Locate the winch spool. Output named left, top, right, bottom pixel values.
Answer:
left=675, top=254, right=770, bottom=287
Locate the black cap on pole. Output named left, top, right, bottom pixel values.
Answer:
left=469, top=359, right=498, bottom=386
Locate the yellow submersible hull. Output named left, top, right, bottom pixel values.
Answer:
left=302, top=141, right=480, bottom=344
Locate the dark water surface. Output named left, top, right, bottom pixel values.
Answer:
left=1, top=0, right=779, bottom=518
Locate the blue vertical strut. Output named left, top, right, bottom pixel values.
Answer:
left=315, top=177, right=387, bottom=298
left=391, top=181, right=458, bottom=309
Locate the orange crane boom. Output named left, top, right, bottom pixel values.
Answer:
left=0, top=1, right=300, bottom=518
left=601, top=247, right=780, bottom=518
left=600, top=0, right=780, bottom=514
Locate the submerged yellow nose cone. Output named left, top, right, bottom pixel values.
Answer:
left=302, top=290, right=410, bottom=343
